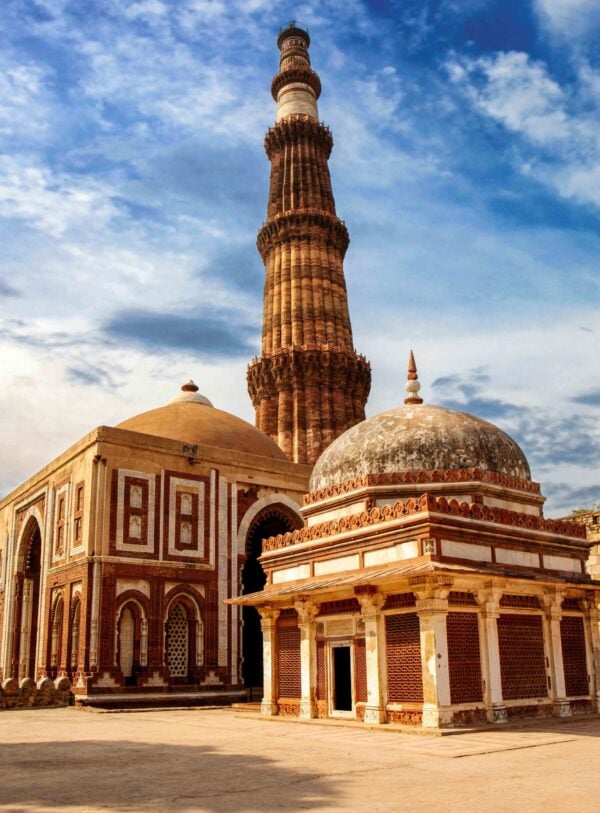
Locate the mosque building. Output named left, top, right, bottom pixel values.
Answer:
left=0, top=23, right=598, bottom=724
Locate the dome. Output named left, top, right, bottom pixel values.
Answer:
left=310, top=356, right=531, bottom=493
left=118, top=381, right=287, bottom=461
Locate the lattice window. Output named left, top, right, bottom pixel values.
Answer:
left=448, top=591, right=477, bottom=606
left=562, top=598, right=581, bottom=610
left=354, top=638, right=367, bottom=703
left=385, top=613, right=423, bottom=703
left=166, top=604, right=189, bottom=678
left=560, top=616, right=588, bottom=696
left=500, top=594, right=540, bottom=609
left=277, top=623, right=301, bottom=698
left=317, top=640, right=327, bottom=701
left=447, top=612, right=483, bottom=703
left=383, top=593, right=415, bottom=610
left=498, top=614, right=547, bottom=700
left=318, top=599, right=360, bottom=616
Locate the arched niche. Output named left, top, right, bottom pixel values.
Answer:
left=13, top=516, right=43, bottom=679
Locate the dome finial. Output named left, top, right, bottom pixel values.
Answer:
left=404, top=350, right=423, bottom=405
left=181, top=380, right=199, bottom=393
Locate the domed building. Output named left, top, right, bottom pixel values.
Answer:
left=232, top=355, right=598, bottom=728
left=0, top=381, right=310, bottom=706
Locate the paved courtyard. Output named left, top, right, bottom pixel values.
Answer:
left=1, top=708, right=600, bottom=812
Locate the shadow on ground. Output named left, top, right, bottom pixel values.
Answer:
left=0, top=739, right=338, bottom=811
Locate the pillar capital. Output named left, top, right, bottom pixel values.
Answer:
left=293, top=596, right=319, bottom=625
left=355, top=586, right=385, bottom=618
left=540, top=589, right=565, bottom=618
left=258, top=604, right=280, bottom=629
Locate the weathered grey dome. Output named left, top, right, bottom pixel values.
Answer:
left=310, top=403, right=531, bottom=493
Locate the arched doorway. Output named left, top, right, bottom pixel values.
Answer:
left=241, top=507, right=301, bottom=691
left=14, top=518, right=43, bottom=679
left=68, top=597, right=81, bottom=675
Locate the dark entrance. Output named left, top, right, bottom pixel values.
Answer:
left=241, top=507, right=300, bottom=692
left=18, top=520, right=42, bottom=679
left=332, top=646, right=352, bottom=711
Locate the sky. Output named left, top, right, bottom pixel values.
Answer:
left=0, top=0, right=599, bottom=515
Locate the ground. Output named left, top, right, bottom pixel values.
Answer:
left=1, top=708, right=599, bottom=812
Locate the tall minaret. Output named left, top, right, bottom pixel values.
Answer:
left=247, top=22, right=371, bottom=465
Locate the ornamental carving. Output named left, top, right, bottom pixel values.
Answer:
left=262, top=492, right=586, bottom=552
left=304, top=467, right=542, bottom=504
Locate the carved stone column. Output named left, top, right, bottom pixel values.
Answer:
left=477, top=584, right=507, bottom=724
left=541, top=590, right=570, bottom=717
left=294, top=597, right=319, bottom=719
left=258, top=605, right=280, bottom=716
left=416, top=596, right=452, bottom=728
left=356, top=588, right=386, bottom=724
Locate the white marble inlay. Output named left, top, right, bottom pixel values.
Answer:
left=314, top=554, right=360, bottom=576
left=167, top=478, right=205, bottom=559
left=116, top=470, right=155, bottom=554
left=543, top=554, right=582, bottom=573
left=496, top=548, right=540, bottom=568
left=441, top=539, right=492, bottom=562
left=272, top=564, right=311, bottom=584
left=364, top=540, right=419, bottom=567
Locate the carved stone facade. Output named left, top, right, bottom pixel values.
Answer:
left=231, top=363, right=600, bottom=729
left=247, top=23, right=371, bottom=465
left=0, top=384, right=310, bottom=704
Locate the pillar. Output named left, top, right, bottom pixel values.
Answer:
left=294, top=597, right=319, bottom=719
left=416, top=597, right=452, bottom=728
left=477, top=585, right=507, bottom=724
left=258, top=606, right=280, bottom=716
left=356, top=588, right=386, bottom=724
left=542, top=591, right=571, bottom=717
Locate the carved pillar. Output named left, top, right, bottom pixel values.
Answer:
left=416, top=596, right=451, bottom=728
left=10, top=574, right=24, bottom=678
left=477, top=584, right=507, bottom=724
left=259, top=606, right=280, bottom=716
left=294, top=597, right=319, bottom=719
left=356, top=588, right=386, bottom=724
left=541, top=590, right=570, bottom=717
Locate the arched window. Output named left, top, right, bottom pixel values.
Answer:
left=166, top=603, right=189, bottom=680
left=69, top=598, right=81, bottom=673
left=50, top=595, right=64, bottom=673
left=118, top=606, right=135, bottom=681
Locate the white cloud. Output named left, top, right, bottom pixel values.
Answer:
left=0, top=59, right=54, bottom=143
left=448, top=51, right=600, bottom=208
left=0, top=156, right=119, bottom=237
left=534, top=0, right=600, bottom=37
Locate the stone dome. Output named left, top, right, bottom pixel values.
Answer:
left=118, top=381, right=287, bottom=461
left=310, top=401, right=531, bottom=494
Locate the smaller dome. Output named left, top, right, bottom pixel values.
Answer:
left=118, top=381, right=287, bottom=461
left=310, top=355, right=531, bottom=493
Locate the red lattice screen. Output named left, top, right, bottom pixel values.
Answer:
left=560, top=616, right=588, bottom=697
left=354, top=638, right=367, bottom=703
left=316, top=640, right=327, bottom=701
left=448, top=591, right=477, bottom=606
left=447, top=612, right=483, bottom=703
left=318, top=599, right=360, bottom=615
left=385, top=613, right=423, bottom=702
left=498, top=614, right=547, bottom=700
left=277, top=623, right=301, bottom=698
left=384, top=593, right=415, bottom=610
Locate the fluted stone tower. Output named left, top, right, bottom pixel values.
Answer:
left=247, top=23, right=371, bottom=465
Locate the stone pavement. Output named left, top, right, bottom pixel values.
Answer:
left=1, top=708, right=600, bottom=812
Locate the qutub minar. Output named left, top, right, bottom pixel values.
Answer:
left=0, top=23, right=599, bottom=729
left=247, top=24, right=371, bottom=465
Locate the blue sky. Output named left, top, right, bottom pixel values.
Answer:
left=0, top=0, right=599, bottom=514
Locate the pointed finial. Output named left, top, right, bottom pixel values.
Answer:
left=404, top=350, right=423, bottom=405
left=181, top=380, right=199, bottom=393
